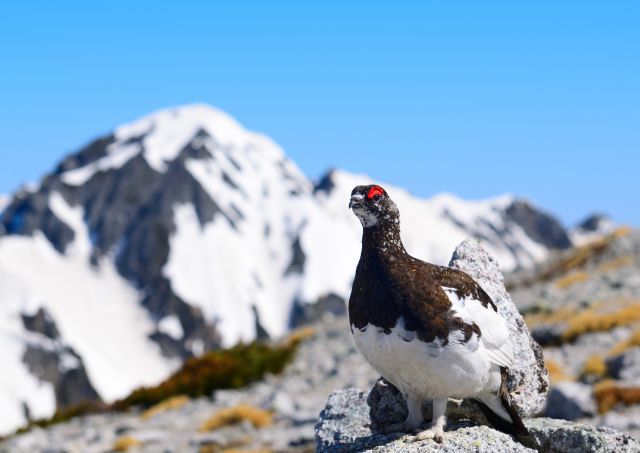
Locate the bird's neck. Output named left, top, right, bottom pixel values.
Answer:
left=361, top=217, right=407, bottom=261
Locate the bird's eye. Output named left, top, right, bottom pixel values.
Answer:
left=367, top=186, right=385, bottom=200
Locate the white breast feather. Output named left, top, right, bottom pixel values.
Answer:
left=442, top=287, right=514, bottom=368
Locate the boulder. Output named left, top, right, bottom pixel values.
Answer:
left=315, top=388, right=378, bottom=452
left=448, top=239, right=549, bottom=417
left=544, top=382, right=596, bottom=420
left=526, top=417, right=640, bottom=453
left=315, top=389, right=640, bottom=453
left=367, top=378, right=410, bottom=432
left=606, top=347, right=640, bottom=382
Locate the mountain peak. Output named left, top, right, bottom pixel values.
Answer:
left=114, top=103, right=250, bottom=159
left=59, top=103, right=282, bottom=186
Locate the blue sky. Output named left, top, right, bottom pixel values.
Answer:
left=1, top=1, right=638, bottom=226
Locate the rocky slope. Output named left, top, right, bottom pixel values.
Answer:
left=4, top=238, right=638, bottom=452
left=508, top=227, right=640, bottom=438
left=0, top=104, right=578, bottom=434
left=0, top=317, right=374, bottom=453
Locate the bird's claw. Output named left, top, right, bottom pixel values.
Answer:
left=412, top=428, right=444, bottom=443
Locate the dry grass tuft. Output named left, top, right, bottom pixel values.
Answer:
left=509, top=227, right=631, bottom=290
left=555, top=271, right=590, bottom=289
left=198, top=436, right=254, bottom=453
left=562, top=301, right=640, bottom=342
left=545, top=359, right=573, bottom=383
left=282, top=326, right=316, bottom=347
left=141, top=395, right=190, bottom=420
left=524, top=307, right=575, bottom=329
left=199, top=404, right=273, bottom=432
left=525, top=300, right=640, bottom=345
left=598, top=255, right=634, bottom=273
left=113, top=436, right=142, bottom=451
left=613, top=225, right=633, bottom=238
left=594, top=380, right=640, bottom=414
left=582, top=354, right=607, bottom=378
left=609, top=329, right=640, bottom=356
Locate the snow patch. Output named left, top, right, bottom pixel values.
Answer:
left=61, top=142, right=141, bottom=186
left=58, top=352, right=81, bottom=373
left=0, top=265, right=56, bottom=435
left=162, top=124, right=312, bottom=346
left=0, top=234, right=178, bottom=434
left=117, top=104, right=268, bottom=172
left=570, top=217, right=616, bottom=246
left=47, top=192, right=91, bottom=256
left=60, top=104, right=289, bottom=184
left=158, top=315, right=183, bottom=340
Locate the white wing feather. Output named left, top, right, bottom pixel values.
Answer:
left=442, top=287, right=514, bottom=368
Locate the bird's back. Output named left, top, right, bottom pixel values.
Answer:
left=349, top=251, right=496, bottom=346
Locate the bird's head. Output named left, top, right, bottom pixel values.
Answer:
left=349, top=184, right=399, bottom=228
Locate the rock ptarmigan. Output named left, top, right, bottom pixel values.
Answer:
left=348, top=184, right=528, bottom=442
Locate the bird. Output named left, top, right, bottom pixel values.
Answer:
left=348, top=184, right=528, bottom=442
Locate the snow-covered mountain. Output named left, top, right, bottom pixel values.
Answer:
left=570, top=214, right=616, bottom=246
left=0, top=104, right=573, bottom=434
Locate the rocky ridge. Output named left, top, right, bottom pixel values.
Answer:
left=510, top=228, right=640, bottom=437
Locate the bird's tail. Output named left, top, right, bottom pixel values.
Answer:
left=474, top=367, right=529, bottom=437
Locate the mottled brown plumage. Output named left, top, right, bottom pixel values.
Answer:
left=348, top=185, right=494, bottom=346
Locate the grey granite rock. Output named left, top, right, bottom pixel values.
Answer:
left=315, top=388, right=375, bottom=451
left=449, top=239, right=549, bottom=417
left=607, top=347, right=640, bottom=382
left=316, top=388, right=533, bottom=452
left=544, top=381, right=596, bottom=420
left=367, top=378, right=408, bottom=432
left=526, top=417, right=640, bottom=453
left=595, top=405, right=640, bottom=437
left=316, top=388, right=640, bottom=453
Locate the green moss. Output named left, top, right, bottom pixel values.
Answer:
left=113, top=340, right=299, bottom=410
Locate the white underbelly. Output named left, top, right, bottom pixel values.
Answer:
left=352, top=322, right=499, bottom=398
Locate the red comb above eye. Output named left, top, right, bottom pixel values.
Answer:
left=367, top=186, right=385, bottom=199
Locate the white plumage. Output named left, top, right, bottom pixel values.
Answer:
left=442, top=286, right=515, bottom=368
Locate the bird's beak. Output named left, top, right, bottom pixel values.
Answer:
left=349, top=195, right=363, bottom=209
